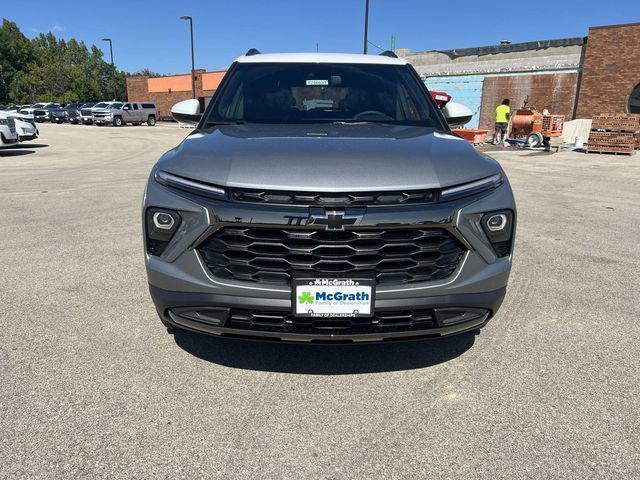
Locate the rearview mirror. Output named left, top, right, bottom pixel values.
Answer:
left=442, top=101, right=473, bottom=128
left=171, top=99, right=201, bottom=124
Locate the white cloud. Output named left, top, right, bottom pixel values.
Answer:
left=51, top=24, right=66, bottom=32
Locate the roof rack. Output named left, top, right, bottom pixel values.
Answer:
left=379, top=50, right=398, bottom=58
left=245, top=48, right=261, bottom=56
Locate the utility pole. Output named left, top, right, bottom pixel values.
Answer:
left=180, top=16, right=196, bottom=100
left=101, top=38, right=116, bottom=100
left=363, top=0, right=370, bottom=54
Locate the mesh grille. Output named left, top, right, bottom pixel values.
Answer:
left=198, top=227, right=466, bottom=286
left=227, top=309, right=439, bottom=334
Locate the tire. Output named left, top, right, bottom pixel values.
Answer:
left=147, top=115, right=156, bottom=126
left=113, top=116, right=123, bottom=127
left=525, top=132, right=544, bottom=148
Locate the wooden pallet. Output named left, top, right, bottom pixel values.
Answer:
left=587, top=148, right=636, bottom=155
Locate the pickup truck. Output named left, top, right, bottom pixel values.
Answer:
left=93, top=102, right=158, bottom=126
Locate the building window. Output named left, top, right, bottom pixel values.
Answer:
left=629, top=83, right=640, bottom=114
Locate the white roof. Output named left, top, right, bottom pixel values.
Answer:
left=235, top=52, right=408, bottom=65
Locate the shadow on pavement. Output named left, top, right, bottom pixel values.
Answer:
left=0, top=149, right=36, bottom=156
left=173, top=330, right=477, bottom=374
left=11, top=143, right=48, bottom=148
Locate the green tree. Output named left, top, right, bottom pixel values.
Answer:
left=0, top=19, right=35, bottom=103
left=1, top=19, right=129, bottom=104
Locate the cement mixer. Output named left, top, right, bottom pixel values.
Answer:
left=510, top=107, right=564, bottom=148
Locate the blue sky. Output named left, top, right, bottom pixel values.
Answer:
left=3, top=0, right=639, bottom=74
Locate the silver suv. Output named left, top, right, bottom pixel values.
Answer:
left=143, top=51, right=516, bottom=342
left=93, top=102, right=158, bottom=126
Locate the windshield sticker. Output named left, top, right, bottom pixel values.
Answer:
left=305, top=79, right=329, bottom=86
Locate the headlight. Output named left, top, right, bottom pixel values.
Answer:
left=0, top=118, right=8, bottom=125
left=440, top=173, right=503, bottom=201
left=154, top=169, right=226, bottom=199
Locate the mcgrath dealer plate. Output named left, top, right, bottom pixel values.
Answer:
left=293, top=276, right=375, bottom=318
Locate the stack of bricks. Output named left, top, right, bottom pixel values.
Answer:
left=588, top=114, right=640, bottom=155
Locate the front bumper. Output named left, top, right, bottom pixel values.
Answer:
left=144, top=173, right=516, bottom=342
left=152, top=284, right=504, bottom=342
left=94, top=117, right=113, bottom=125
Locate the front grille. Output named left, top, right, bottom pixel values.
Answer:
left=81, top=109, right=92, bottom=116
left=227, top=309, right=439, bottom=335
left=231, top=188, right=437, bottom=206
left=34, top=110, right=46, bottom=116
left=198, top=227, right=466, bottom=285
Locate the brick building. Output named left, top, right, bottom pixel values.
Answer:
left=398, top=22, right=640, bottom=129
left=126, top=70, right=225, bottom=120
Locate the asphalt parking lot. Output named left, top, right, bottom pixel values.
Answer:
left=1, top=123, right=640, bottom=479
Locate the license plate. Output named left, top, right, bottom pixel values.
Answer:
left=293, top=276, right=375, bottom=317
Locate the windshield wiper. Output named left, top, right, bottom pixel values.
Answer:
left=205, top=120, right=246, bottom=126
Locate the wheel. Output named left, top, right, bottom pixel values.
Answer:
left=147, top=115, right=156, bottom=126
left=113, top=116, right=123, bottom=127
left=525, top=132, right=544, bottom=148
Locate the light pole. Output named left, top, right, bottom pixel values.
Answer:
left=101, top=38, right=116, bottom=100
left=363, top=0, right=370, bottom=54
left=180, top=16, right=196, bottom=100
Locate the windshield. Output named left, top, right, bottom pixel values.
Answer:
left=33, top=103, right=45, bottom=108
left=94, top=103, right=108, bottom=108
left=110, top=103, right=124, bottom=109
left=207, top=62, right=444, bottom=127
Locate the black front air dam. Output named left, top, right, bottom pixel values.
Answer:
left=149, top=284, right=505, bottom=342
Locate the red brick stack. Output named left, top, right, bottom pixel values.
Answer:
left=588, top=114, right=640, bottom=155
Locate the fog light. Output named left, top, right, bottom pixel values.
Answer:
left=153, top=212, right=175, bottom=230
left=481, top=210, right=514, bottom=257
left=146, top=208, right=181, bottom=256
left=486, top=213, right=507, bottom=231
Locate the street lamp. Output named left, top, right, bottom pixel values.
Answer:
left=363, top=0, right=370, bottom=54
left=180, top=16, right=196, bottom=100
left=101, top=38, right=116, bottom=100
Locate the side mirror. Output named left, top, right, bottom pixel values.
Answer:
left=171, top=99, right=201, bottom=124
left=442, top=101, right=473, bottom=128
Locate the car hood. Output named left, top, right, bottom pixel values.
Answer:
left=157, top=123, right=501, bottom=192
left=92, top=108, right=114, bottom=113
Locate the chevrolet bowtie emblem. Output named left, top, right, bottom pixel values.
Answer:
left=307, top=208, right=365, bottom=230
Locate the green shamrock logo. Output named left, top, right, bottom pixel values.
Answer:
left=298, top=291, right=314, bottom=304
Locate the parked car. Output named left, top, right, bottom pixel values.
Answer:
left=49, top=105, right=69, bottom=123
left=0, top=111, right=19, bottom=147
left=144, top=51, right=517, bottom=341
left=80, top=102, right=116, bottom=125
left=20, top=103, right=54, bottom=115
left=64, top=103, right=84, bottom=124
left=93, top=102, right=158, bottom=126
left=33, top=104, right=61, bottom=122
left=78, top=102, right=97, bottom=124
left=9, top=113, right=38, bottom=141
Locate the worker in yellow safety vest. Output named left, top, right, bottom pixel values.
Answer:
left=493, top=99, right=511, bottom=145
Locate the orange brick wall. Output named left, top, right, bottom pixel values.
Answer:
left=479, top=73, right=579, bottom=130
left=126, top=69, right=226, bottom=120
